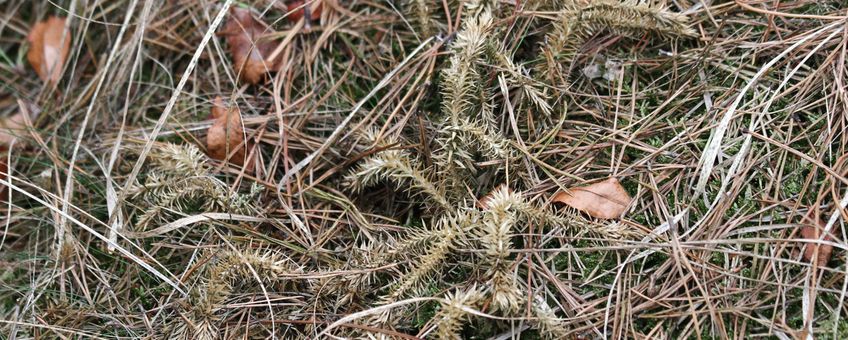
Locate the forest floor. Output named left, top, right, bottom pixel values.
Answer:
left=2, top=0, right=848, bottom=339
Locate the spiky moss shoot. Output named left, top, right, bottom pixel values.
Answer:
left=565, top=0, right=696, bottom=40
left=542, top=207, right=639, bottom=240
left=346, top=127, right=450, bottom=209
left=435, top=6, right=497, bottom=193
left=434, top=286, right=484, bottom=339
left=345, top=147, right=450, bottom=210
left=311, top=242, right=386, bottom=312
left=149, top=143, right=209, bottom=177
left=127, top=143, right=255, bottom=230
left=383, top=226, right=442, bottom=261
left=173, top=248, right=296, bottom=339
left=433, top=117, right=525, bottom=192
left=448, top=118, right=512, bottom=163
left=384, top=211, right=474, bottom=303
left=532, top=295, right=571, bottom=339
left=477, top=185, right=523, bottom=312
left=440, top=9, right=493, bottom=124
left=479, top=188, right=636, bottom=241
left=543, top=0, right=695, bottom=85
left=405, top=0, right=436, bottom=38
left=495, top=54, right=553, bottom=116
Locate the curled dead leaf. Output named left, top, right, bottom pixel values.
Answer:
left=286, top=0, right=323, bottom=23
left=27, top=16, right=71, bottom=86
left=206, top=97, right=254, bottom=173
left=0, top=112, right=27, bottom=145
left=798, top=210, right=833, bottom=266
left=552, top=177, right=631, bottom=219
left=220, top=7, right=278, bottom=84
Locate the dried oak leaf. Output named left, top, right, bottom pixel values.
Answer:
left=286, top=0, right=323, bottom=23
left=0, top=112, right=27, bottom=145
left=220, top=7, right=278, bottom=84
left=798, top=210, right=833, bottom=266
left=206, top=97, right=254, bottom=173
left=552, top=177, right=631, bottom=219
left=27, top=16, right=71, bottom=86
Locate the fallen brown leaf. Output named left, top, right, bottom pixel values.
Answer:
left=206, top=97, right=254, bottom=173
left=27, top=16, right=71, bottom=86
left=552, top=177, right=631, bottom=219
left=798, top=210, right=833, bottom=266
left=220, top=7, right=278, bottom=84
left=286, top=0, right=323, bottom=23
left=0, top=112, right=28, bottom=145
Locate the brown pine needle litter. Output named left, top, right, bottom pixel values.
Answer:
left=2, top=0, right=848, bottom=338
